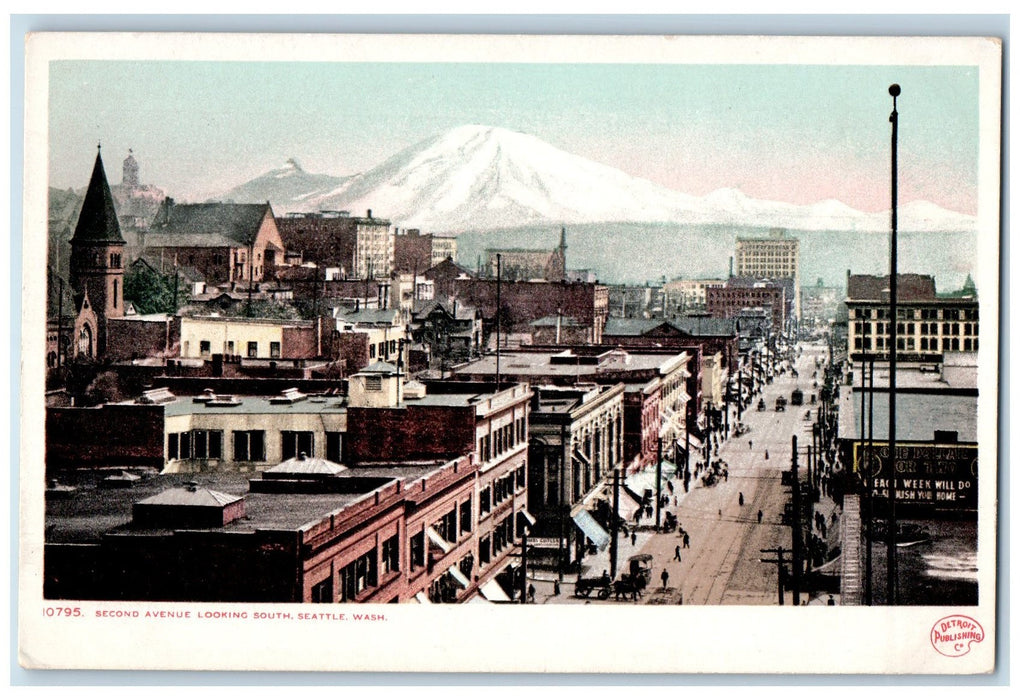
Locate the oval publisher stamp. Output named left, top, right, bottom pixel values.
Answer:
left=930, top=615, right=985, bottom=657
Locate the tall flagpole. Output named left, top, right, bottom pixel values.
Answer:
left=886, top=83, right=900, bottom=605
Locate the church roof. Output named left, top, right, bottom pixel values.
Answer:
left=148, top=201, right=271, bottom=247
left=71, top=150, right=125, bottom=245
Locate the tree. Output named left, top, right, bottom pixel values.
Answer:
left=123, top=263, right=185, bottom=315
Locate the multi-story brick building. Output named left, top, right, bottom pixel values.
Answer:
left=45, top=372, right=534, bottom=604
left=393, top=228, right=459, bottom=275
left=734, top=228, right=800, bottom=317
left=526, top=383, right=625, bottom=568
left=845, top=272, right=979, bottom=362
left=706, top=281, right=787, bottom=334
left=276, top=210, right=393, bottom=279
left=452, top=347, right=690, bottom=472
left=663, top=278, right=726, bottom=314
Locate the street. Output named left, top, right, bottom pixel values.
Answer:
left=528, top=342, right=835, bottom=606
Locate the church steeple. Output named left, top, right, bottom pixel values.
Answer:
left=72, top=146, right=125, bottom=245
left=69, top=145, right=126, bottom=360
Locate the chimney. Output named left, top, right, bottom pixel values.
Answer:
left=367, top=209, right=372, bottom=219
left=729, top=256, right=734, bottom=279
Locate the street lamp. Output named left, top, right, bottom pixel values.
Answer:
left=885, top=82, right=901, bottom=605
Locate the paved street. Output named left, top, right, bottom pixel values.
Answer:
left=528, top=342, right=836, bottom=606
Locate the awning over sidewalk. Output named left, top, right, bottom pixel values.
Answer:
left=413, top=591, right=431, bottom=604
left=625, top=459, right=679, bottom=495
left=572, top=509, right=610, bottom=551
left=479, top=579, right=512, bottom=602
left=683, top=434, right=703, bottom=452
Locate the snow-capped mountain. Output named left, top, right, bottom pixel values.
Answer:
left=216, top=126, right=976, bottom=233
left=214, top=158, right=350, bottom=212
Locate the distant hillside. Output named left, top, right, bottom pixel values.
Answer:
left=455, top=222, right=978, bottom=292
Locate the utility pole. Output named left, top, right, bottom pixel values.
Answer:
left=887, top=83, right=901, bottom=606
left=495, top=253, right=502, bottom=387
left=790, top=434, right=802, bottom=605
left=866, top=350, right=876, bottom=605
left=520, top=527, right=529, bottom=604
left=610, top=468, right=620, bottom=580
left=558, top=421, right=567, bottom=581
left=655, top=437, right=663, bottom=530
left=760, top=547, right=787, bottom=605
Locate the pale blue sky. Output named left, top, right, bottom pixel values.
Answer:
left=49, top=60, right=980, bottom=213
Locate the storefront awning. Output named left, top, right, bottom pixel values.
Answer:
left=571, top=509, right=610, bottom=551
left=519, top=508, right=537, bottom=527
left=414, top=591, right=431, bottom=604
left=448, top=565, right=470, bottom=588
left=479, top=579, right=512, bottom=602
left=685, top=434, right=703, bottom=452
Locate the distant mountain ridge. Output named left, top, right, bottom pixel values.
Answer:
left=213, top=125, right=977, bottom=234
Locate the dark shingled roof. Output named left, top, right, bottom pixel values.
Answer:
left=847, top=274, right=936, bottom=302
left=71, top=150, right=125, bottom=244
left=148, top=201, right=270, bottom=247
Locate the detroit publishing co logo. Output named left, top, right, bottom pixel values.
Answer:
left=930, top=615, right=985, bottom=657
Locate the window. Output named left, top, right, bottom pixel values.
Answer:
left=479, top=536, right=491, bottom=565
left=199, top=340, right=211, bottom=356
left=270, top=342, right=281, bottom=359
left=281, top=431, right=314, bottom=460
left=233, top=430, right=266, bottom=461
left=480, top=486, right=491, bottom=515
left=179, top=432, right=192, bottom=459
left=459, top=499, right=472, bottom=534
left=326, top=432, right=343, bottom=463
left=369, top=344, right=376, bottom=359
left=409, top=532, right=425, bottom=570
left=382, top=535, right=400, bottom=574
left=516, top=465, right=526, bottom=491
left=247, top=341, right=258, bottom=358
left=168, top=433, right=179, bottom=460
left=113, top=279, right=118, bottom=309
left=437, top=509, right=458, bottom=542
left=340, top=550, right=378, bottom=602
left=311, top=576, right=332, bottom=603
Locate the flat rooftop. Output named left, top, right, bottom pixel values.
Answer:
left=46, top=463, right=449, bottom=543
left=454, top=350, right=684, bottom=378
left=837, top=390, right=978, bottom=443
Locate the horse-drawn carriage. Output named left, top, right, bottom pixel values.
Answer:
left=613, top=554, right=654, bottom=601
left=574, top=572, right=612, bottom=599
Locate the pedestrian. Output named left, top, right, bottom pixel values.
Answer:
left=553, top=580, right=560, bottom=596
left=683, top=532, right=690, bottom=549
left=631, top=532, right=637, bottom=546
left=764, top=450, right=769, bottom=460
left=827, top=595, right=836, bottom=606
left=718, top=508, right=722, bottom=518
left=645, top=505, right=653, bottom=519
left=661, top=569, right=670, bottom=590
left=723, top=468, right=729, bottom=482
left=749, top=440, right=753, bottom=450
left=738, top=492, right=744, bottom=506
left=757, top=509, right=763, bottom=523
left=527, top=583, right=536, bottom=603
left=674, top=545, right=682, bottom=562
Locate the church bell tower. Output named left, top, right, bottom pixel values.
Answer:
left=69, top=146, right=125, bottom=358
